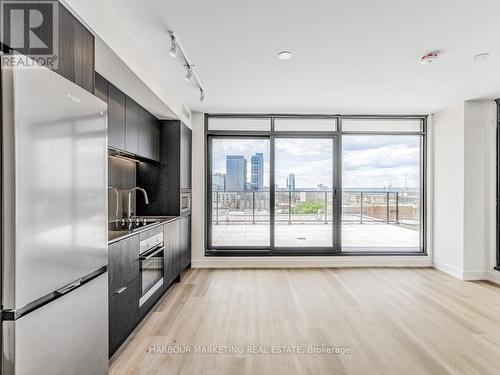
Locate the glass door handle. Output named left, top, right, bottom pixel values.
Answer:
left=333, top=187, right=338, bottom=199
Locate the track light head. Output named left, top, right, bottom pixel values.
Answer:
left=168, top=32, right=177, bottom=58
left=185, top=66, right=193, bottom=82
left=199, top=90, right=205, bottom=102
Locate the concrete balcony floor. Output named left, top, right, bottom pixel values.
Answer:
left=211, top=223, right=420, bottom=250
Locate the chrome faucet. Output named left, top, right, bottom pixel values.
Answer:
left=108, top=186, right=120, bottom=219
left=127, top=187, right=149, bottom=220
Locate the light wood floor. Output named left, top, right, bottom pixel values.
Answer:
left=110, top=268, right=500, bottom=375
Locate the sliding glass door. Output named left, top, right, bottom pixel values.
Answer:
left=274, top=137, right=337, bottom=249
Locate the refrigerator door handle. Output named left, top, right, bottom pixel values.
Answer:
left=55, top=280, right=82, bottom=296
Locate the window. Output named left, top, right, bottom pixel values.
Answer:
left=206, top=115, right=426, bottom=255
left=341, top=135, right=422, bottom=251
left=208, top=137, right=270, bottom=248
left=274, top=118, right=337, bottom=132
left=496, top=99, right=500, bottom=270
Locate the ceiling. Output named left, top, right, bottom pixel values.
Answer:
left=106, top=0, right=500, bottom=115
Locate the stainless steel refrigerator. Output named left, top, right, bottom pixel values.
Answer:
left=1, top=56, right=109, bottom=375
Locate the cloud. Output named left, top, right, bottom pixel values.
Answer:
left=211, top=135, right=421, bottom=189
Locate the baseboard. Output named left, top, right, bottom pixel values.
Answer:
left=462, top=271, right=489, bottom=280
left=433, top=260, right=495, bottom=281
left=432, top=260, right=464, bottom=279
left=486, top=270, right=500, bottom=285
left=192, top=256, right=432, bottom=268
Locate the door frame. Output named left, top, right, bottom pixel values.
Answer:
left=271, top=134, right=340, bottom=254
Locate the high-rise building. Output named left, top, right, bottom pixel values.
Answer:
left=226, top=155, right=247, bottom=191
left=212, top=173, right=226, bottom=191
left=251, top=152, right=264, bottom=191
left=287, top=173, right=296, bottom=191
left=317, top=183, right=328, bottom=191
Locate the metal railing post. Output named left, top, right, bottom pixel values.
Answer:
left=395, top=192, right=399, bottom=224
left=252, top=191, right=255, bottom=224
left=360, top=192, right=364, bottom=224
left=386, top=192, right=390, bottom=223
left=215, top=192, right=219, bottom=225
left=288, top=191, right=292, bottom=224
left=324, top=191, right=328, bottom=224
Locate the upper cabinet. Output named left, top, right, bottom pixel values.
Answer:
left=56, top=5, right=95, bottom=93
left=108, top=83, right=126, bottom=150
left=125, top=97, right=140, bottom=155
left=138, top=108, right=160, bottom=161
left=94, top=73, right=108, bottom=102
left=180, top=123, right=192, bottom=189
left=94, top=73, right=159, bottom=162
left=3, top=2, right=95, bottom=93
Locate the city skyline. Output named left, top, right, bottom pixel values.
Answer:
left=212, top=136, right=420, bottom=191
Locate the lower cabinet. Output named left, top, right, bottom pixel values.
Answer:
left=108, top=217, right=189, bottom=356
left=164, top=219, right=181, bottom=286
left=109, top=276, right=140, bottom=355
left=180, top=215, right=191, bottom=271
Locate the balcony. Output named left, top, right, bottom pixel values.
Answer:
left=211, top=190, right=420, bottom=250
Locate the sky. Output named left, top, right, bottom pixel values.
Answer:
left=212, top=135, right=420, bottom=190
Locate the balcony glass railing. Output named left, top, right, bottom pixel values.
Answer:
left=211, top=190, right=419, bottom=230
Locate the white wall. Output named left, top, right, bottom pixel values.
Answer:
left=191, top=112, right=206, bottom=264
left=463, top=101, right=496, bottom=277
left=432, top=100, right=497, bottom=280
left=432, top=103, right=465, bottom=276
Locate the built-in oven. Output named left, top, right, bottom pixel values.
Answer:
left=180, top=190, right=191, bottom=214
left=139, top=232, right=164, bottom=307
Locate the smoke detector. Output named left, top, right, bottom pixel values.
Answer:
left=421, top=51, right=440, bottom=65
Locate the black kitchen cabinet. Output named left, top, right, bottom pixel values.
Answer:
left=4, top=1, right=95, bottom=93
left=109, top=276, right=140, bottom=356
left=94, top=73, right=108, bottom=102
left=138, top=109, right=160, bottom=162
left=180, top=123, right=192, bottom=189
left=163, top=223, right=174, bottom=286
left=180, top=215, right=191, bottom=270
left=108, top=83, right=126, bottom=150
left=95, top=73, right=159, bottom=160
left=164, top=219, right=181, bottom=286
left=140, top=121, right=191, bottom=216
left=138, top=107, right=151, bottom=160
left=56, top=4, right=95, bottom=93
left=108, top=235, right=140, bottom=356
left=125, top=97, right=140, bottom=155
left=152, top=118, right=160, bottom=162
left=108, top=235, right=139, bottom=297
left=108, top=219, right=185, bottom=356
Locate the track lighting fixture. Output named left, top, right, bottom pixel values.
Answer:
left=167, top=30, right=206, bottom=102
left=168, top=32, right=177, bottom=58
left=185, top=66, right=193, bottom=82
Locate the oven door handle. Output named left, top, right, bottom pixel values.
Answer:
left=139, top=245, right=165, bottom=260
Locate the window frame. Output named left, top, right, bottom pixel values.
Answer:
left=205, top=113, right=427, bottom=257
left=496, top=99, right=500, bottom=271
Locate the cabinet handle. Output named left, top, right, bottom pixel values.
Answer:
left=113, top=286, right=127, bottom=295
